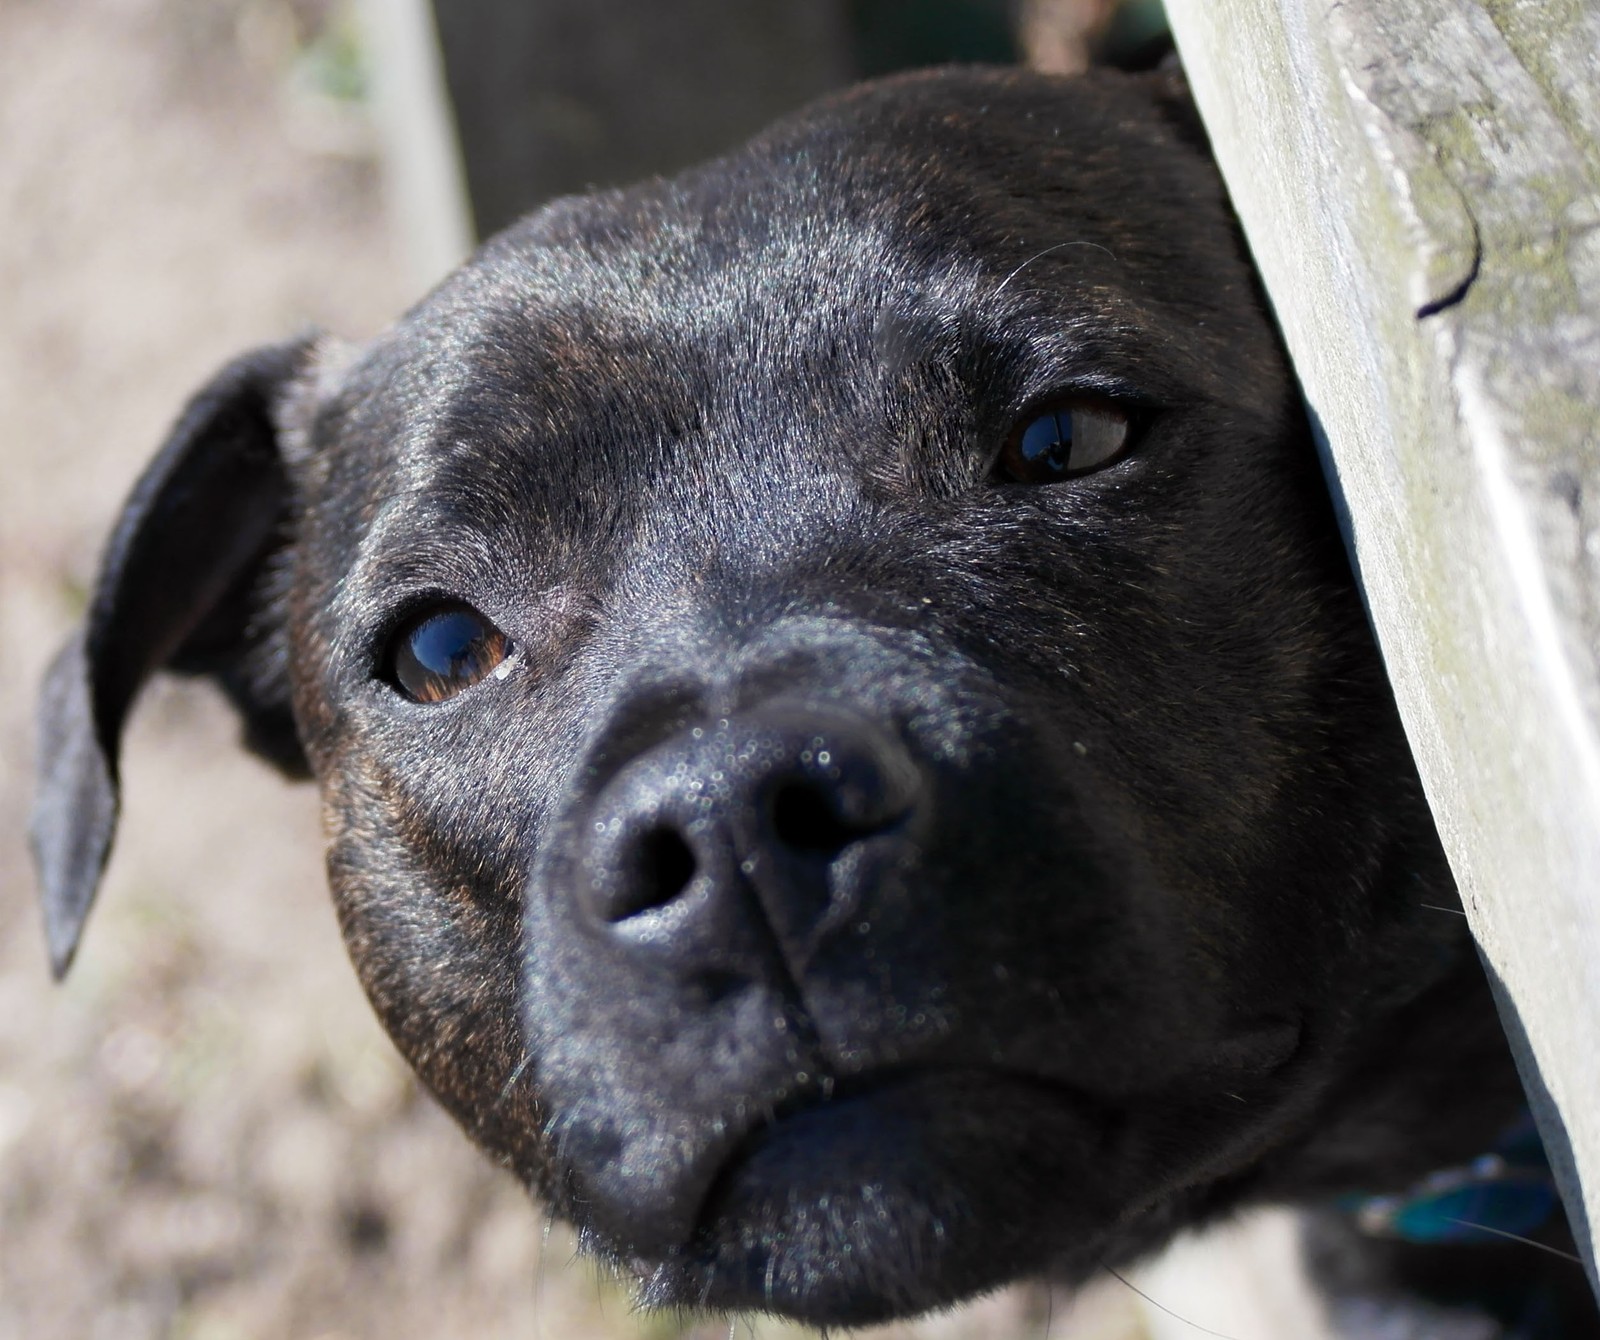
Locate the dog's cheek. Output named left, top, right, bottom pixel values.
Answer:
left=316, top=748, right=555, bottom=1188
left=282, top=544, right=576, bottom=1186
left=956, top=469, right=1389, bottom=1033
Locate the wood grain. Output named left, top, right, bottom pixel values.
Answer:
left=1168, top=0, right=1600, bottom=1293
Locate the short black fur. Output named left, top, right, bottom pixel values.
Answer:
left=33, top=67, right=1596, bottom=1335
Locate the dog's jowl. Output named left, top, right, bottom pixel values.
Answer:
left=32, top=68, right=1596, bottom=1335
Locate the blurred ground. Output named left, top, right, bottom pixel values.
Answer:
left=0, top=1, right=1151, bottom=1337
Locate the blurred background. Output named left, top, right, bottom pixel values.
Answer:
left=0, top=1, right=1173, bottom=1336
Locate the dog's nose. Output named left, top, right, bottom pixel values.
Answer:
left=576, top=703, right=922, bottom=977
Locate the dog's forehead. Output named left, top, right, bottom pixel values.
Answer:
left=307, top=68, right=1272, bottom=593
left=365, top=69, right=1245, bottom=426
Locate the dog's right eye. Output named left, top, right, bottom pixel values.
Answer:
left=386, top=605, right=511, bottom=703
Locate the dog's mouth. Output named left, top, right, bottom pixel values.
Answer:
left=590, top=1066, right=1127, bottom=1325
left=566, top=1016, right=1311, bottom=1325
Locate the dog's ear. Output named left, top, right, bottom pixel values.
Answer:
left=31, top=338, right=316, bottom=978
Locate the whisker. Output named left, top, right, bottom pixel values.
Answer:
left=1440, top=1217, right=1583, bottom=1263
left=1417, top=903, right=1468, bottom=917
left=497, top=1050, right=535, bottom=1105
left=1101, top=1264, right=1243, bottom=1340
left=993, top=240, right=1119, bottom=298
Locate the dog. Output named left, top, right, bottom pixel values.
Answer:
left=32, top=66, right=1596, bottom=1335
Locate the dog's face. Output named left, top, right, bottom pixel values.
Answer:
left=36, top=68, right=1468, bottom=1326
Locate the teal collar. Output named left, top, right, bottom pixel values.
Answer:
left=1340, top=1113, right=1559, bottom=1247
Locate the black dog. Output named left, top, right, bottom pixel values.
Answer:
left=33, top=67, right=1595, bottom=1335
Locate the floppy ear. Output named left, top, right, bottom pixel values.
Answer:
left=31, top=338, right=315, bottom=978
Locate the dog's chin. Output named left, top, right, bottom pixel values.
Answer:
left=599, top=1070, right=1123, bottom=1326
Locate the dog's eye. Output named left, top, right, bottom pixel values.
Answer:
left=388, top=605, right=511, bottom=703
left=996, top=402, right=1131, bottom=484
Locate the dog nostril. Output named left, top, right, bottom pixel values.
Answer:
left=644, top=826, right=697, bottom=899
left=691, top=969, right=745, bottom=1005
left=607, top=826, right=697, bottom=921
left=769, top=780, right=873, bottom=857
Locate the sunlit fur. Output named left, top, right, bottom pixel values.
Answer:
left=43, top=67, right=1594, bottom=1337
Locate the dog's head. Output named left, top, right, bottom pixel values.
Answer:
left=34, top=68, right=1469, bottom=1324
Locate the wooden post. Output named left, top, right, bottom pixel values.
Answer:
left=1166, top=0, right=1600, bottom=1291
left=356, top=0, right=475, bottom=290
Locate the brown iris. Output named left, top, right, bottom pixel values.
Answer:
left=389, top=605, right=510, bottom=703
left=996, top=401, right=1132, bottom=484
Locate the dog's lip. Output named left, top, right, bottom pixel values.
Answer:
left=1198, top=1013, right=1304, bottom=1080
left=693, top=1063, right=1101, bottom=1202
left=615, top=1064, right=1122, bottom=1315
left=682, top=1027, right=1305, bottom=1229
left=613, top=1027, right=1314, bottom=1318
left=642, top=1071, right=1119, bottom=1318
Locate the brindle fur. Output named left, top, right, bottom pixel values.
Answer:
left=33, top=67, right=1595, bottom=1335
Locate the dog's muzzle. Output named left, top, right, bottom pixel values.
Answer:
left=523, top=697, right=936, bottom=1252
left=516, top=631, right=1203, bottom=1313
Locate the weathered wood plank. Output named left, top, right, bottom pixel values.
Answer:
left=1167, top=0, right=1600, bottom=1290
left=357, top=0, right=475, bottom=287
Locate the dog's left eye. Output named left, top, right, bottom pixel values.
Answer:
left=996, top=401, right=1132, bottom=484
left=387, top=605, right=511, bottom=703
